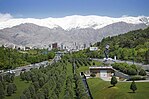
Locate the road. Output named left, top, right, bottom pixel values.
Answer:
left=92, top=58, right=149, bottom=70
left=0, top=54, right=61, bottom=76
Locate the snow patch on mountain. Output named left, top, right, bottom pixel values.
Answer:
left=0, top=15, right=148, bottom=30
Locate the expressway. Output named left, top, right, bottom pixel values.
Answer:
left=0, top=54, right=61, bottom=76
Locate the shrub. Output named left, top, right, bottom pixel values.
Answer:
left=130, top=81, right=137, bottom=93
left=92, top=62, right=95, bottom=66
left=110, top=76, right=118, bottom=86
left=139, top=69, right=147, bottom=76
left=127, top=68, right=137, bottom=75
left=90, top=73, right=96, bottom=77
left=127, top=76, right=146, bottom=81
left=130, top=64, right=137, bottom=71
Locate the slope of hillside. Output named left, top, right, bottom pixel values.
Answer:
left=0, top=22, right=147, bottom=48
left=96, top=27, right=149, bottom=64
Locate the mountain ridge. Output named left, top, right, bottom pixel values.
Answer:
left=0, top=21, right=148, bottom=48
left=0, top=15, right=149, bottom=30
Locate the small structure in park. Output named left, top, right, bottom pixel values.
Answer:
left=89, top=66, right=114, bottom=78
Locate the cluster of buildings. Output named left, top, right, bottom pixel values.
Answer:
left=1, top=42, right=94, bottom=52
left=2, top=43, right=32, bottom=51
left=45, top=42, right=90, bottom=52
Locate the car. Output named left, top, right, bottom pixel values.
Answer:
left=28, top=64, right=32, bottom=67
left=7, top=70, right=15, bottom=74
left=0, top=70, right=4, bottom=73
left=103, top=58, right=115, bottom=62
left=21, top=68, right=26, bottom=71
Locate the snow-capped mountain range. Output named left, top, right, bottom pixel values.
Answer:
left=0, top=15, right=149, bottom=48
left=0, top=15, right=149, bottom=30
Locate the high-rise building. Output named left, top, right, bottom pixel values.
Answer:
left=52, top=43, right=58, bottom=49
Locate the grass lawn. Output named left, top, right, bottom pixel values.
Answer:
left=5, top=77, right=30, bottom=99
left=77, top=66, right=89, bottom=73
left=77, top=61, right=103, bottom=73
left=87, top=78, right=149, bottom=99
left=92, top=60, right=103, bottom=66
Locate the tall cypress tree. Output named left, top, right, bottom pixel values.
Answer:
left=110, top=76, right=118, bottom=86
left=130, top=81, right=137, bottom=93
left=7, top=83, right=13, bottom=96
left=20, top=94, right=27, bottom=99
left=0, top=81, right=5, bottom=99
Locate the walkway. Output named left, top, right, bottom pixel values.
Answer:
left=92, top=58, right=149, bottom=70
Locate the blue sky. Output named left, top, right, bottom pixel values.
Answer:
left=0, top=0, right=149, bottom=18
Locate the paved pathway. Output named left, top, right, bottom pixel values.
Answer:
left=92, top=58, right=149, bottom=70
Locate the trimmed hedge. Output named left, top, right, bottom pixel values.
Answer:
left=127, top=76, right=146, bottom=81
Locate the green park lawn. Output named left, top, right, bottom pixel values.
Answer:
left=5, top=77, right=30, bottom=99
left=77, top=66, right=89, bottom=73
left=77, top=61, right=103, bottom=73
left=87, top=78, right=149, bottom=99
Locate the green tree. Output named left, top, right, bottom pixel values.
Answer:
left=28, top=85, right=35, bottom=97
left=128, top=68, right=137, bottom=75
left=20, top=72, right=25, bottom=81
left=10, top=75, right=14, bottom=82
left=92, top=62, right=95, bottom=65
left=90, top=73, right=96, bottom=77
left=110, top=76, right=117, bottom=86
left=139, top=69, right=147, bottom=76
left=39, top=77, right=44, bottom=87
left=12, top=83, right=17, bottom=93
left=25, top=72, right=31, bottom=82
left=32, top=94, right=38, bottom=99
left=1, top=81, right=6, bottom=90
left=43, top=87, right=49, bottom=99
left=48, top=51, right=55, bottom=59
left=20, top=94, right=27, bottom=99
left=0, top=81, right=5, bottom=99
left=130, top=81, right=137, bottom=93
left=33, top=82, right=40, bottom=92
left=7, top=83, right=13, bottom=96
left=37, top=91, right=45, bottom=99
left=0, top=75, right=3, bottom=82
left=25, top=91, right=31, bottom=99
left=144, top=49, right=149, bottom=64
left=31, top=75, right=38, bottom=82
left=5, top=73, right=11, bottom=83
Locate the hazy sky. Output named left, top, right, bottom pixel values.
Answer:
left=0, top=0, right=149, bottom=18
